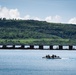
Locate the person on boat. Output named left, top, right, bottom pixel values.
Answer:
left=51, top=54, right=57, bottom=59
left=46, top=55, right=50, bottom=59
left=51, top=54, right=55, bottom=59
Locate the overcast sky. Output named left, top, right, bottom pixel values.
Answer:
left=0, top=0, right=76, bottom=24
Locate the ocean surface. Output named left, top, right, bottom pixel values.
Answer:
left=0, top=50, right=76, bottom=75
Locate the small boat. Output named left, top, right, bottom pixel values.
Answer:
left=42, top=54, right=61, bottom=59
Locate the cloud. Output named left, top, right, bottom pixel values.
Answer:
left=68, top=17, right=76, bottom=24
left=33, top=17, right=41, bottom=21
left=53, top=15, right=61, bottom=23
left=0, top=6, right=41, bottom=21
left=45, top=15, right=61, bottom=23
left=0, top=6, right=62, bottom=23
left=0, top=6, right=20, bottom=19
left=23, top=15, right=30, bottom=20
left=45, top=16, right=52, bottom=22
left=23, top=15, right=41, bottom=21
left=9, top=9, right=20, bottom=19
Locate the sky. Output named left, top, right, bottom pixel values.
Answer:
left=0, top=0, right=76, bottom=24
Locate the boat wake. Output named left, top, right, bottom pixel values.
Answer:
left=62, top=57, right=76, bottom=60
left=61, top=58, right=69, bottom=59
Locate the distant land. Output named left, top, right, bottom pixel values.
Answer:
left=0, top=18, right=76, bottom=45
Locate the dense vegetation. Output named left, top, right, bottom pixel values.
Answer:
left=0, top=18, right=76, bottom=45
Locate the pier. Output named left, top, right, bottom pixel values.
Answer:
left=0, top=45, right=76, bottom=50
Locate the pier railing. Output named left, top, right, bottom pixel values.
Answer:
left=0, top=45, right=76, bottom=50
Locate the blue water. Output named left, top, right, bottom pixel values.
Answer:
left=0, top=50, right=76, bottom=75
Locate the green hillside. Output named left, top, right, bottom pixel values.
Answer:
left=0, top=19, right=76, bottom=45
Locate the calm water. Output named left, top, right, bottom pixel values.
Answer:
left=0, top=50, right=76, bottom=75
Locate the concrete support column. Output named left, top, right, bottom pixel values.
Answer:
left=21, top=45, right=24, bottom=49
left=59, top=45, right=63, bottom=50
left=2, top=45, right=6, bottom=49
left=50, top=45, right=53, bottom=50
left=30, top=45, right=34, bottom=49
left=39, top=45, right=43, bottom=49
left=69, top=45, right=72, bottom=50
